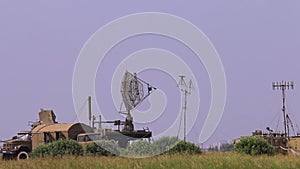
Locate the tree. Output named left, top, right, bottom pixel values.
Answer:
left=152, top=136, right=180, bottom=154
left=220, top=143, right=233, bottom=152
left=85, top=140, right=120, bottom=156
left=234, top=137, right=274, bottom=156
left=207, top=145, right=219, bottom=152
left=30, top=139, right=83, bottom=158
left=128, top=140, right=155, bottom=156
left=167, top=141, right=201, bottom=154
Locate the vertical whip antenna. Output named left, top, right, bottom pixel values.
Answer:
left=88, top=96, right=92, bottom=126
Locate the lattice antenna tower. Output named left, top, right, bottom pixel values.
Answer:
left=178, top=75, right=193, bottom=141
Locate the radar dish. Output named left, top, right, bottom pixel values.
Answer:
left=121, top=71, right=144, bottom=112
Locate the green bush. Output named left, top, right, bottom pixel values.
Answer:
left=30, top=144, right=50, bottom=157
left=30, top=139, right=83, bottom=158
left=234, top=137, right=274, bottom=156
left=167, top=141, right=201, bottom=154
left=128, top=140, right=155, bottom=156
left=85, top=140, right=120, bottom=156
left=220, top=143, right=234, bottom=152
left=152, top=136, right=180, bottom=154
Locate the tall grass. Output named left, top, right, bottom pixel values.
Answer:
left=0, top=152, right=300, bottom=169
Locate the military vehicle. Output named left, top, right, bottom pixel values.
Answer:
left=246, top=129, right=288, bottom=154
left=1, top=131, right=32, bottom=160
left=0, top=109, right=56, bottom=160
left=0, top=109, right=93, bottom=160
left=1, top=71, right=155, bottom=159
left=77, top=71, right=155, bottom=147
left=233, top=81, right=300, bottom=155
left=287, top=136, right=300, bottom=155
left=77, top=125, right=152, bottom=148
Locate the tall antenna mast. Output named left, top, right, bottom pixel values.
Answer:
left=272, top=81, right=294, bottom=138
left=88, top=96, right=92, bottom=126
left=178, top=76, right=193, bottom=141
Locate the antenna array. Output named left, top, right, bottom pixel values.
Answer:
left=272, top=81, right=294, bottom=137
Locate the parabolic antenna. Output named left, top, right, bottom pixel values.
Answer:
left=120, top=71, right=156, bottom=115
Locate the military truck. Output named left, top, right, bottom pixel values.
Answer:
left=1, top=108, right=152, bottom=160
left=251, top=129, right=288, bottom=154
left=233, top=129, right=300, bottom=155
left=1, top=131, right=32, bottom=160
left=0, top=109, right=93, bottom=160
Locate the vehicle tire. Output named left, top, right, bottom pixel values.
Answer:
left=17, top=151, right=29, bottom=160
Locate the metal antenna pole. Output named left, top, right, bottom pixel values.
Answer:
left=178, top=76, right=192, bottom=142
left=88, top=96, right=92, bottom=127
left=99, top=115, right=102, bottom=129
left=183, top=90, right=187, bottom=142
left=272, top=81, right=294, bottom=138
left=282, top=86, right=287, bottom=137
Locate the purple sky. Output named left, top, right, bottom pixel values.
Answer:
left=1, top=1, right=300, bottom=146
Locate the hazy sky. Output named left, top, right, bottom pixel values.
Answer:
left=1, top=1, right=300, bottom=146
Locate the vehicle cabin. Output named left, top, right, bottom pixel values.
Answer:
left=288, top=136, right=300, bottom=151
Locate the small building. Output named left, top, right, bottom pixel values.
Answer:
left=31, top=123, right=93, bottom=149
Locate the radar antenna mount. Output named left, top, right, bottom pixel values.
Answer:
left=120, top=71, right=157, bottom=131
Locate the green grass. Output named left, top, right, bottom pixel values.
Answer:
left=0, top=153, right=300, bottom=169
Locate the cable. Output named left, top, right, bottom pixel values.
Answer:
left=71, top=98, right=88, bottom=123
left=286, top=106, right=300, bottom=134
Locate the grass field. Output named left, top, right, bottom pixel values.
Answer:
left=0, top=153, right=300, bottom=169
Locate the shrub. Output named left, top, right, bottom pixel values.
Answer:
left=30, top=139, right=83, bottom=158
left=128, top=140, right=155, bottom=156
left=220, top=143, right=234, bottom=152
left=234, top=137, right=274, bottom=156
left=30, top=144, right=50, bottom=157
left=85, top=140, right=120, bottom=156
left=152, top=136, right=180, bottom=154
left=167, top=141, right=201, bottom=154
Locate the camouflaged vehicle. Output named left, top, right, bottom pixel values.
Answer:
left=1, top=131, right=32, bottom=160
left=0, top=109, right=93, bottom=160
